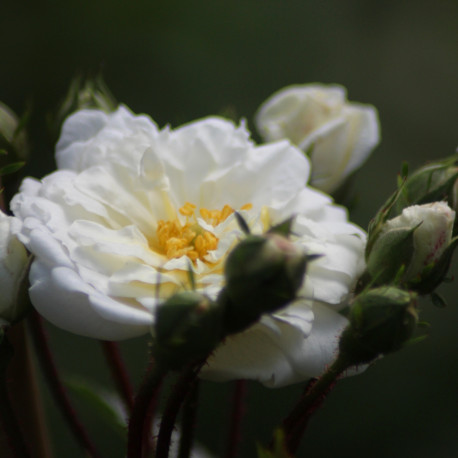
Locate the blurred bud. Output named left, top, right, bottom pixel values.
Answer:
left=0, top=212, right=30, bottom=326
left=0, top=101, right=29, bottom=167
left=255, top=84, right=380, bottom=193
left=153, top=291, right=223, bottom=370
left=366, top=202, right=456, bottom=293
left=50, top=75, right=117, bottom=141
left=339, top=287, right=418, bottom=364
left=391, top=155, right=458, bottom=219
left=222, top=232, right=313, bottom=334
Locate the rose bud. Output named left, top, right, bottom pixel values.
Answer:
left=0, top=212, right=30, bottom=327
left=0, top=101, right=29, bottom=160
left=366, top=202, right=456, bottom=293
left=339, top=287, right=418, bottom=365
left=221, top=233, right=316, bottom=335
left=255, top=84, right=380, bottom=193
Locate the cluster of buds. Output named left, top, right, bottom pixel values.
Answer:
left=340, top=156, right=457, bottom=365
left=152, top=218, right=314, bottom=369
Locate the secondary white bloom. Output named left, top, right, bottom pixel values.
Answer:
left=255, top=84, right=380, bottom=193
left=380, top=201, right=455, bottom=280
left=0, top=211, right=29, bottom=326
left=12, top=105, right=366, bottom=386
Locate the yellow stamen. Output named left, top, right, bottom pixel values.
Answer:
left=156, top=202, right=252, bottom=262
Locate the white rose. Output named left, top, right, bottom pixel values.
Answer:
left=12, top=105, right=366, bottom=387
left=255, top=84, right=380, bottom=193
left=0, top=211, right=29, bottom=326
left=381, top=201, right=455, bottom=280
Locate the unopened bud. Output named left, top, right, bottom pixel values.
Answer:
left=0, top=101, right=28, bottom=166
left=153, top=291, right=223, bottom=370
left=339, top=287, right=418, bottom=364
left=222, top=233, right=312, bottom=334
left=366, top=202, right=456, bottom=293
left=50, top=75, right=117, bottom=142
left=0, top=212, right=30, bottom=326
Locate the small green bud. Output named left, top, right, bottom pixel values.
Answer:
left=222, top=232, right=313, bottom=334
left=153, top=291, right=223, bottom=370
left=50, top=75, right=117, bottom=142
left=339, top=287, right=418, bottom=365
left=0, top=102, right=29, bottom=168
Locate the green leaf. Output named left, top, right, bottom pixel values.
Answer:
left=65, top=378, right=127, bottom=439
left=401, top=161, right=409, bottom=179
left=0, top=161, right=25, bottom=176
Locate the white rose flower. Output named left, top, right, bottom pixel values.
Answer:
left=0, top=211, right=29, bottom=326
left=380, top=201, right=455, bottom=280
left=255, top=84, right=380, bottom=193
left=12, top=105, right=366, bottom=387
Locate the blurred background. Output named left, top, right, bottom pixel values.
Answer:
left=1, top=0, right=457, bottom=456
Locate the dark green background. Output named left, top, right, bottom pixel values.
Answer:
left=1, top=1, right=457, bottom=457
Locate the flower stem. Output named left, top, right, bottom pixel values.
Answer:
left=280, top=354, right=351, bottom=454
left=177, top=379, right=200, bottom=458
left=7, top=321, right=52, bottom=458
left=0, top=331, right=30, bottom=458
left=225, top=380, right=247, bottom=458
left=156, top=360, right=205, bottom=458
left=100, top=340, right=134, bottom=413
left=127, top=357, right=166, bottom=458
left=28, top=310, right=102, bottom=458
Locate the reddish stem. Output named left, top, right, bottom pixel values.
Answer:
left=28, top=310, right=102, bottom=458
left=0, top=333, right=30, bottom=458
left=100, top=341, right=134, bottom=413
left=279, top=356, right=349, bottom=454
left=127, top=357, right=166, bottom=458
left=156, top=361, right=205, bottom=458
left=225, top=380, right=247, bottom=458
left=178, top=380, right=200, bottom=458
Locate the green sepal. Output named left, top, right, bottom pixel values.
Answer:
left=366, top=225, right=417, bottom=286
left=390, top=154, right=458, bottom=218
left=267, top=217, right=295, bottom=237
left=366, top=182, right=406, bottom=257
left=409, top=236, right=458, bottom=294
left=430, top=292, right=447, bottom=308
left=234, top=211, right=251, bottom=235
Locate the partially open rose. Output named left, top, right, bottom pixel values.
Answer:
left=255, top=84, right=380, bottom=193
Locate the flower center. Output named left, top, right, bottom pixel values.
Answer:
left=156, top=202, right=252, bottom=262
